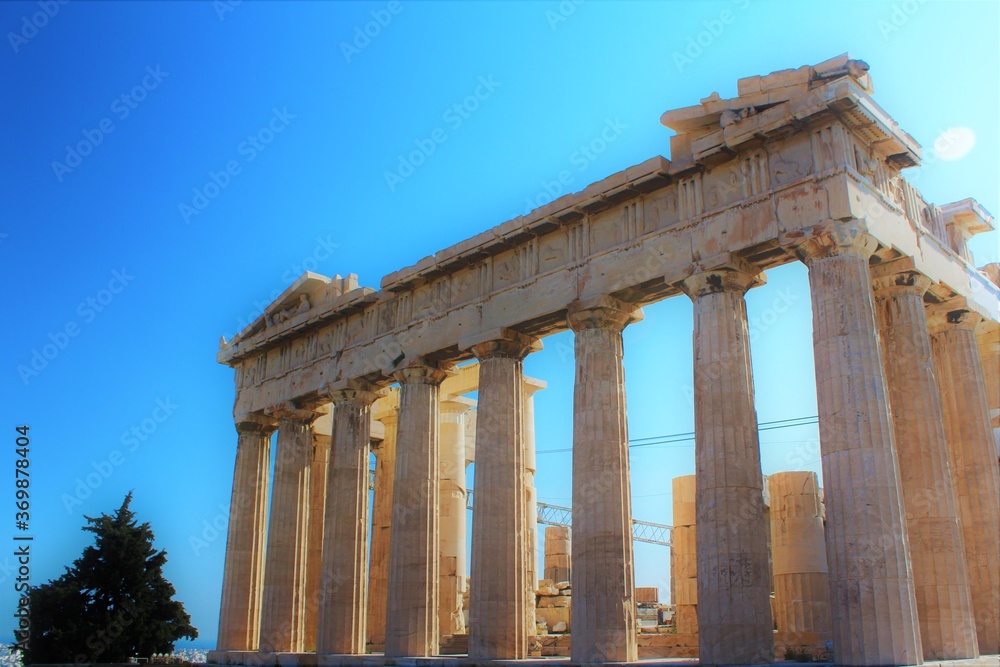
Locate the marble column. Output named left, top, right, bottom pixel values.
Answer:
left=873, top=268, right=978, bottom=659
left=679, top=259, right=774, bottom=666
left=523, top=380, right=543, bottom=648
left=671, top=475, right=698, bottom=638
left=930, top=305, right=1000, bottom=655
left=367, top=408, right=398, bottom=649
left=258, top=408, right=314, bottom=653
left=316, top=387, right=379, bottom=655
left=797, top=227, right=922, bottom=666
left=385, top=365, right=450, bottom=657
left=439, top=397, right=473, bottom=637
left=567, top=295, right=641, bottom=664
left=768, top=472, right=832, bottom=648
left=217, top=417, right=274, bottom=651
left=303, top=410, right=332, bottom=652
left=464, top=328, right=541, bottom=660
left=978, top=323, right=1000, bottom=460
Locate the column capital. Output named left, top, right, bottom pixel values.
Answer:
left=567, top=294, right=643, bottom=332
left=375, top=409, right=399, bottom=428
left=871, top=257, right=933, bottom=298
left=372, top=387, right=400, bottom=425
left=524, top=377, right=547, bottom=399
left=392, top=363, right=452, bottom=387
left=440, top=396, right=476, bottom=415
left=460, top=327, right=542, bottom=361
left=236, top=413, right=277, bottom=435
left=264, top=401, right=316, bottom=423
left=678, top=253, right=764, bottom=300
left=328, top=383, right=382, bottom=407
left=794, top=221, right=879, bottom=265
left=927, top=300, right=983, bottom=334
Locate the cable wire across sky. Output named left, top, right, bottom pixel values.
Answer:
left=535, top=415, right=819, bottom=454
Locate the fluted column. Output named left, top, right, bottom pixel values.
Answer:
left=768, top=472, right=832, bottom=648
left=679, top=259, right=774, bottom=666
left=930, top=305, right=1000, bottom=655
left=524, top=380, right=544, bottom=650
left=463, top=328, right=541, bottom=660
left=316, top=387, right=379, bottom=655
left=873, top=268, right=978, bottom=659
left=259, top=407, right=314, bottom=653
left=367, top=408, right=398, bottom=649
left=217, top=417, right=274, bottom=651
left=385, top=365, right=450, bottom=657
left=439, top=397, right=473, bottom=637
left=797, top=226, right=922, bottom=666
left=567, top=295, right=641, bottom=664
left=978, top=323, right=1000, bottom=461
left=303, top=410, right=332, bottom=652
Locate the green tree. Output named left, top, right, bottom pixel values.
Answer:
left=14, top=493, right=198, bottom=664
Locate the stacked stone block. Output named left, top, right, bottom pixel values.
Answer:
left=670, top=475, right=698, bottom=641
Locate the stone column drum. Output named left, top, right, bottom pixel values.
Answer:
left=930, top=306, right=1000, bottom=655
left=439, top=397, right=473, bottom=637
left=567, top=295, right=641, bottom=664
left=385, top=365, right=449, bottom=657
left=544, top=526, right=571, bottom=584
left=258, top=409, right=314, bottom=653
left=367, top=407, right=398, bottom=649
left=768, top=472, right=832, bottom=648
left=465, top=328, right=540, bottom=660
left=316, top=388, right=378, bottom=655
left=798, top=227, right=922, bottom=666
left=671, top=475, right=698, bottom=638
left=217, top=418, right=273, bottom=652
left=303, top=411, right=332, bottom=652
left=680, top=259, right=774, bottom=665
left=873, top=268, right=978, bottom=660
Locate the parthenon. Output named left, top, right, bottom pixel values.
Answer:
left=207, top=55, right=1000, bottom=667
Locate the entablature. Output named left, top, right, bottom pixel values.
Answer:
left=218, top=55, right=999, bottom=421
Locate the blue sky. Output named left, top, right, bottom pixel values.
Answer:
left=2, top=0, right=997, bottom=648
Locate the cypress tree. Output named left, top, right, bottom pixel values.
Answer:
left=14, top=493, right=198, bottom=664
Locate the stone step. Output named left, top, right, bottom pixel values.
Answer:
left=438, top=634, right=469, bottom=656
